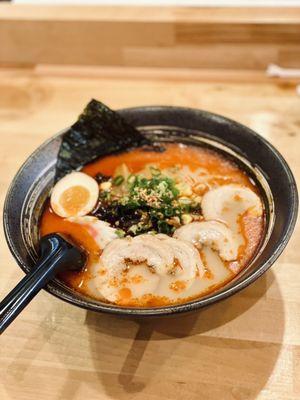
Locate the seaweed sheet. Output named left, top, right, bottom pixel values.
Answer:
left=55, top=99, right=151, bottom=181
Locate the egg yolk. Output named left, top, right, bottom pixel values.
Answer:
left=59, top=185, right=90, bottom=216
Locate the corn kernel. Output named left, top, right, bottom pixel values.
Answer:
left=182, top=214, right=193, bottom=224
left=100, top=181, right=112, bottom=191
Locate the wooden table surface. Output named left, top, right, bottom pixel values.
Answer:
left=0, top=66, right=299, bottom=400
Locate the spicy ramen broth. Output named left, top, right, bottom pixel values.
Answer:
left=41, top=144, right=265, bottom=307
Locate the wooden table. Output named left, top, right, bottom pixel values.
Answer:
left=0, top=66, right=299, bottom=400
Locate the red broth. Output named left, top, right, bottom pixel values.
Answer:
left=40, top=144, right=265, bottom=306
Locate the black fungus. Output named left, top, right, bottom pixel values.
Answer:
left=94, top=173, right=111, bottom=184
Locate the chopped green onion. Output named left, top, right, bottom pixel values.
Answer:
left=139, top=177, right=148, bottom=187
left=150, top=166, right=161, bottom=176
left=113, top=175, right=124, bottom=186
left=115, top=229, right=125, bottom=238
left=127, top=174, right=136, bottom=185
left=164, top=207, right=173, bottom=217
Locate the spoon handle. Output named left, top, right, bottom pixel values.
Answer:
left=0, top=234, right=85, bottom=334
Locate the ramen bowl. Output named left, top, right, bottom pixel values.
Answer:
left=3, top=106, right=298, bottom=316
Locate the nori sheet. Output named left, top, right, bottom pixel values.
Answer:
left=55, top=99, right=151, bottom=181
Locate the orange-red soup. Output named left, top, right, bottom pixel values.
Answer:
left=41, top=143, right=265, bottom=307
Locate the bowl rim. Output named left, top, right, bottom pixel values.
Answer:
left=3, top=105, right=298, bottom=316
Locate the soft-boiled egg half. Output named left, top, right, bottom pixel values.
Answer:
left=50, top=172, right=99, bottom=217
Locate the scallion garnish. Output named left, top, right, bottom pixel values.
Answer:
left=93, top=165, right=201, bottom=235
left=113, top=175, right=124, bottom=186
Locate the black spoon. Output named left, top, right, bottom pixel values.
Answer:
left=0, top=234, right=86, bottom=334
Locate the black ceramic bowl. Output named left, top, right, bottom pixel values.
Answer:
left=3, top=106, right=298, bottom=316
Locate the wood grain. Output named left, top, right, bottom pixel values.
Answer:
left=0, top=65, right=299, bottom=400
left=1, top=5, right=300, bottom=70
left=1, top=5, right=300, bottom=23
